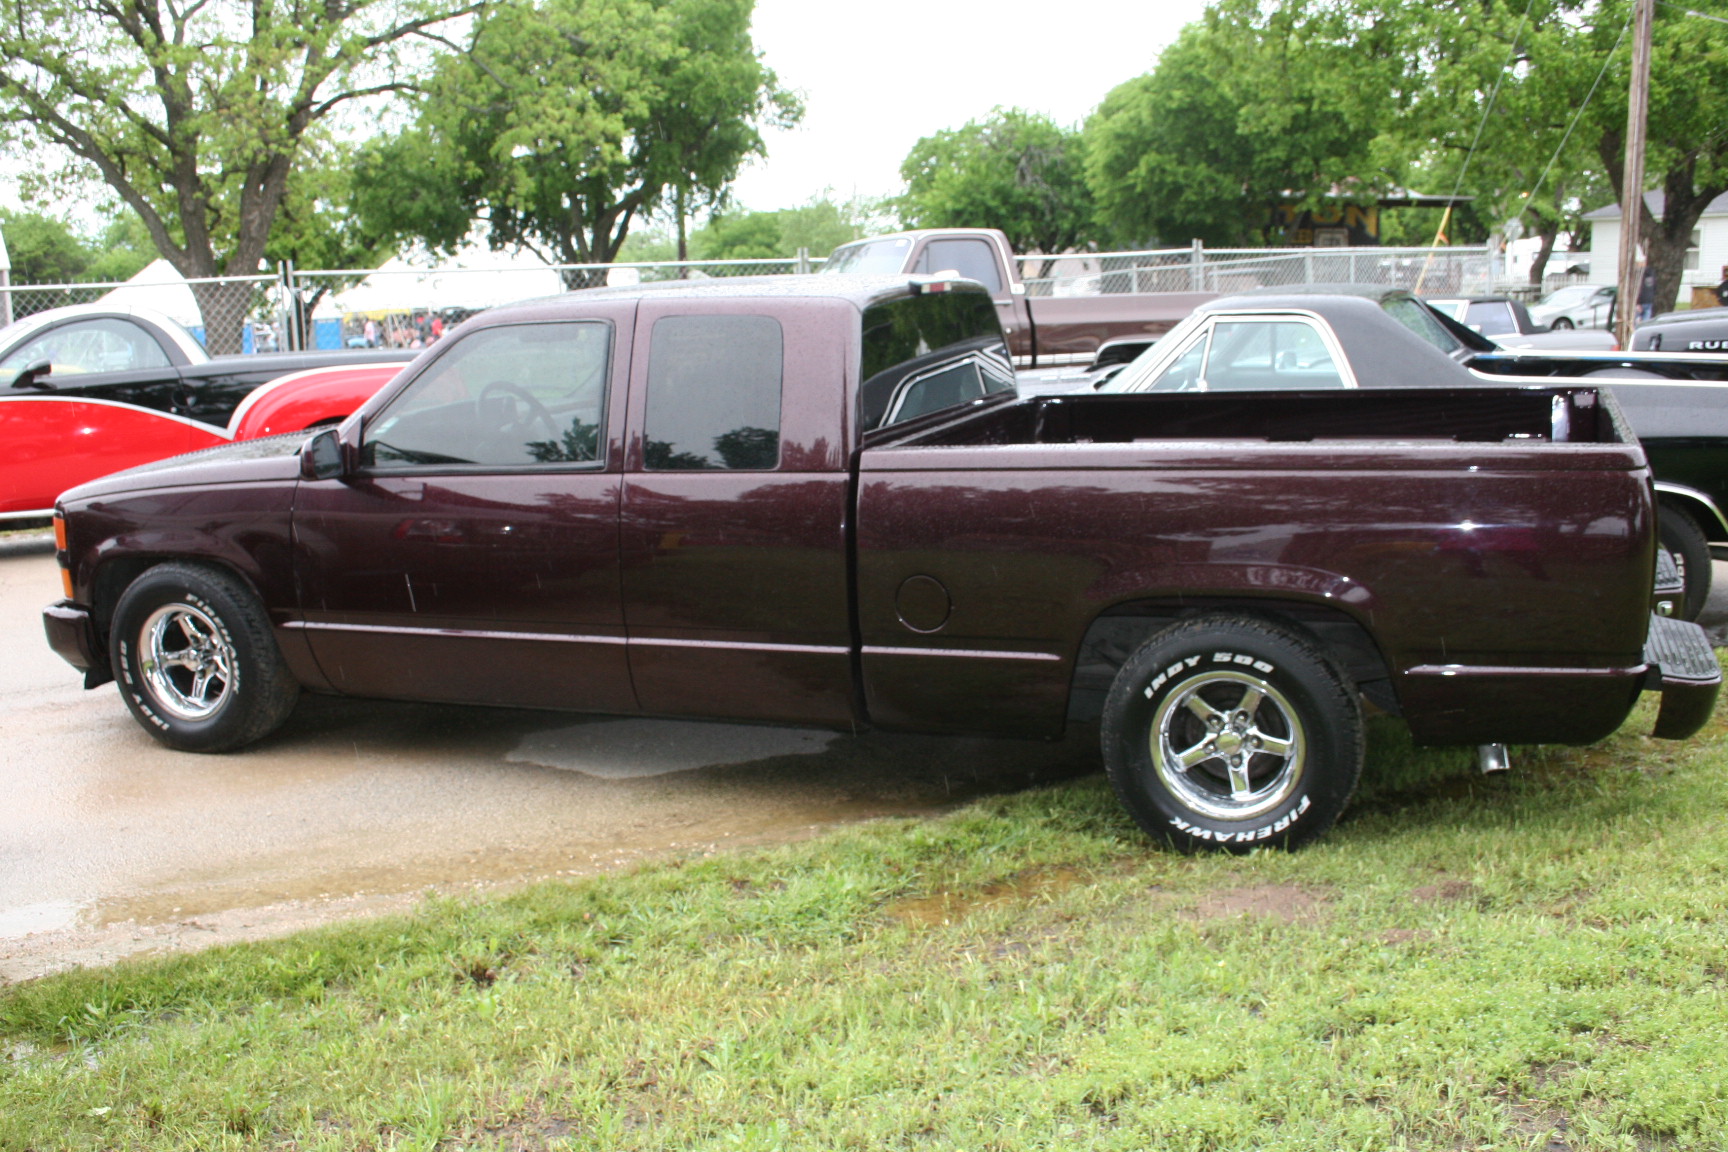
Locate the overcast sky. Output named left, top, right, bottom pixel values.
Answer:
left=728, top=0, right=1213, bottom=213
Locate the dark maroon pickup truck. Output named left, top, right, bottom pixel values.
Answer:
left=43, top=275, right=1720, bottom=851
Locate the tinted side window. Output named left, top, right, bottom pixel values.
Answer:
left=915, top=239, right=1004, bottom=293
left=363, top=322, right=609, bottom=468
left=860, top=291, right=1013, bottom=431
left=644, top=315, right=782, bottom=470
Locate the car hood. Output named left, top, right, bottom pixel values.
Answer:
left=56, top=431, right=313, bottom=505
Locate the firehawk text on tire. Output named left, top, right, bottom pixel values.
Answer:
left=110, top=563, right=300, bottom=752
left=1102, top=614, right=1365, bottom=852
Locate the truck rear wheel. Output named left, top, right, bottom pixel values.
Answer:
left=110, top=563, right=300, bottom=752
left=1102, top=614, right=1364, bottom=852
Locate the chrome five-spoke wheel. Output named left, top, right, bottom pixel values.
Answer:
left=1152, top=670, right=1305, bottom=821
left=138, top=601, right=236, bottom=721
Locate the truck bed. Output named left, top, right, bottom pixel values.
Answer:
left=854, top=384, right=1654, bottom=747
left=877, top=386, right=1625, bottom=450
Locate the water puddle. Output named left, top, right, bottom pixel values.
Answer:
left=506, top=718, right=839, bottom=779
left=883, top=866, right=1092, bottom=928
left=0, top=901, right=82, bottom=939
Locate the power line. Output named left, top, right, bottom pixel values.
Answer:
left=1514, top=13, right=1633, bottom=222
left=1440, top=0, right=1542, bottom=213
left=1657, top=1, right=1728, bottom=25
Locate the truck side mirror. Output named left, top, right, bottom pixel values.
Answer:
left=9, top=359, right=54, bottom=390
left=300, top=427, right=347, bottom=481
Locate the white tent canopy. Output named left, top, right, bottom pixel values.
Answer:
left=99, top=258, right=204, bottom=328
left=330, top=248, right=564, bottom=318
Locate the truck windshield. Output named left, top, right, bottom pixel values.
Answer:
left=822, top=238, right=912, bottom=274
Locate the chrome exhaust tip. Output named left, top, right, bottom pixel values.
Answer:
left=1476, top=743, right=1511, bottom=774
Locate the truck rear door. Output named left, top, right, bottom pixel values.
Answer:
left=617, top=296, right=856, bottom=724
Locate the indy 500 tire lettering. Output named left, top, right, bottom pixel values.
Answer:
left=1102, top=613, right=1365, bottom=852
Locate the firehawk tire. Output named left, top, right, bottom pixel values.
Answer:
left=1102, top=614, right=1364, bottom=852
left=110, top=563, right=300, bottom=752
left=1658, top=502, right=1712, bottom=621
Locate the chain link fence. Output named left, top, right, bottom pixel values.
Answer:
left=1018, top=245, right=1495, bottom=298
left=1, top=245, right=1496, bottom=355
left=0, top=272, right=281, bottom=355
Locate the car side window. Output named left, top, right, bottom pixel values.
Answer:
left=1465, top=301, right=1518, bottom=336
left=885, top=349, right=1016, bottom=426
left=1205, top=320, right=1344, bottom=390
left=1143, top=330, right=1210, bottom=391
left=643, top=315, right=782, bottom=470
left=0, top=318, right=171, bottom=375
left=362, top=321, right=610, bottom=468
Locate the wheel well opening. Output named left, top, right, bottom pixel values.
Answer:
left=91, top=557, right=253, bottom=645
left=1068, top=601, right=1396, bottom=723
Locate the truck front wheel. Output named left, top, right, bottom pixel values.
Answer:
left=110, top=563, right=300, bottom=752
left=1102, top=614, right=1364, bottom=852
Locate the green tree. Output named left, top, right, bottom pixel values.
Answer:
left=690, top=196, right=884, bottom=261
left=695, top=212, right=785, bottom=260
left=0, top=210, right=89, bottom=284
left=0, top=0, right=479, bottom=351
left=356, top=0, right=799, bottom=288
left=1085, top=0, right=1408, bottom=248
left=899, top=109, right=1093, bottom=254
left=1394, top=0, right=1727, bottom=311
left=84, top=211, right=158, bottom=284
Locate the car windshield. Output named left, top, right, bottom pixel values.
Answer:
left=821, top=238, right=912, bottom=274
left=1381, top=297, right=1464, bottom=353
left=0, top=312, right=58, bottom=357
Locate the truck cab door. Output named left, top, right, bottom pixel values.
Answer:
left=291, top=305, right=637, bottom=713
left=619, top=298, right=856, bottom=724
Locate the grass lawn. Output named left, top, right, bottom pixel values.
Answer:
left=4, top=691, right=1727, bottom=1150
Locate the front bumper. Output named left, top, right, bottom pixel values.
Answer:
left=43, top=599, right=112, bottom=688
left=1645, top=613, right=1721, bottom=739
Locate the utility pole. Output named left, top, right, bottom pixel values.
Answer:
left=1615, top=0, right=1656, bottom=349
left=0, top=225, right=12, bottom=328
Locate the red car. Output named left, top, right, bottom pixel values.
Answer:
left=1, top=302, right=408, bottom=520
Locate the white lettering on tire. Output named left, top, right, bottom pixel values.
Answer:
left=1144, top=654, right=1203, bottom=697
left=1168, top=793, right=1311, bottom=840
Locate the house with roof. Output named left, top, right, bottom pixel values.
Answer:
left=1587, top=192, right=1728, bottom=307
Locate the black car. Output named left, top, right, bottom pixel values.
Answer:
left=1, top=302, right=405, bottom=426
left=1089, top=284, right=1728, bottom=620
left=1632, top=306, right=1728, bottom=354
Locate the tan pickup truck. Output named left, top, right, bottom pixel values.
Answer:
left=822, top=228, right=1213, bottom=368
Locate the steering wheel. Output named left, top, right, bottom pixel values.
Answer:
left=478, top=380, right=559, bottom=442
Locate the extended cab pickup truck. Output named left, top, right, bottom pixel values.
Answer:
left=822, top=228, right=1214, bottom=369
left=43, top=276, right=1719, bottom=851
